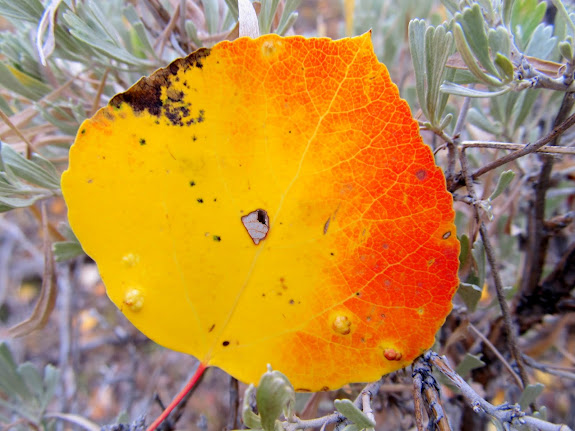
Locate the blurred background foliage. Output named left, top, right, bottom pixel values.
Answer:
left=0, top=0, right=574, bottom=430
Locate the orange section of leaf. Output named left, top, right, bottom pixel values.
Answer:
left=62, top=33, right=459, bottom=391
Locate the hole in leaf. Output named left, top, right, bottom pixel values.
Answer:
left=242, top=209, right=270, bottom=245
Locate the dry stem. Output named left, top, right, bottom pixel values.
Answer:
left=449, top=110, right=575, bottom=192
left=459, top=147, right=530, bottom=389
left=428, top=352, right=573, bottom=431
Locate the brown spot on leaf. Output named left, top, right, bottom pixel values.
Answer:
left=323, top=217, right=330, bottom=234
left=109, top=49, right=210, bottom=120
left=415, top=169, right=428, bottom=181
left=166, top=88, right=184, bottom=102
left=102, top=109, right=115, bottom=121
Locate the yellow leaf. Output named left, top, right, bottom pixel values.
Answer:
left=62, top=33, right=459, bottom=391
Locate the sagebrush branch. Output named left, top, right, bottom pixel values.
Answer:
left=427, top=352, right=573, bottom=431
left=283, top=378, right=384, bottom=431
left=518, top=89, right=575, bottom=332
left=459, top=147, right=530, bottom=388
left=518, top=55, right=575, bottom=92
left=412, top=356, right=451, bottom=431
left=460, top=141, right=575, bottom=155
left=468, top=323, right=523, bottom=389
left=449, top=110, right=575, bottom=192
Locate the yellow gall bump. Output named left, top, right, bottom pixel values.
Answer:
left=122, top=253, right=140, bottom=267
left=261, top=40, right=278, bottom=57
left=383, top=348, right=402, bottom=361
left=123, top=288, right=144, bottom=312
left=332, top=315, right=352, bottom=335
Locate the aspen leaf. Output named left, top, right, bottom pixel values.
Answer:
left=62, top=33, right=460, bottom=391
